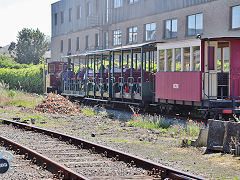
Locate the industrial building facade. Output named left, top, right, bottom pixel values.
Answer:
left=51, top=0, right=240, bottom=61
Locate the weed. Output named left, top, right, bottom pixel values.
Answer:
left=128, top=114, right=171, bottom=130
left=82, top=107, right=96, bottom=116
left=7, top=90, right=15, bottom=97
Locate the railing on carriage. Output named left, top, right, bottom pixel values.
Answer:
left=202, top=71, right=240, bottom=109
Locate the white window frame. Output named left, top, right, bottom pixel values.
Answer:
left=145, top=23, right=156, bottom=41
left=232, top=5, right=240, bottom=29
left=113, top=29, right=122, bottom=46
left=187, top=13, right=203, bottom=36
left=128, top=26, right=137, bottom=44
left=157, top=40, right=201, bottom=72
left=165, top=19, right=177, bottom=39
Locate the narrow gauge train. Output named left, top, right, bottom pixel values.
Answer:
left=47, top=37, right=240, bottom=119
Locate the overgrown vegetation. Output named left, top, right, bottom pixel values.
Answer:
left=0, top=55, right=43, bottom=94
left=0, top=81, right=43, bottom=107
left=128, top=114, right=202, bottom=139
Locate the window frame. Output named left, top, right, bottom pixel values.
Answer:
left=231, top=5, right=240, bottom=30
left=113, top=29, right=122, bottom=46
left=76, top=37, right=80, bottom=51
left=128, top=26, right=138, bottom=44
left=85, top=35, right=89, bottom=50
left=69, top=8, right=72, bottom=22
left=77, top=5, right=82, bottom=19
left=95, top=33, right=100, bottom=48
left=54, top=13, right=57, bottom=26
left=61, top=11, right=64, bottom=24
left=68, top=38, right=71, bottom=52
left=129, top=0, right=139, bottom=4
left=114, top=0, right=123, bottom=8
left=60, top=40, right=64, bottom=53
left=187, top=13, right=203, bottom=36
left=164, top=19, right=178, bottom=39
left=145, top=23, right=156, bottom=41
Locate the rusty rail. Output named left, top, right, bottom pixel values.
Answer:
left=0, top=118, right=205, bottom=180
left=0, top=136, right=88, bottom=180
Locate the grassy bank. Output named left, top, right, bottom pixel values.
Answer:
left=0, top=81, right=43, bottom=107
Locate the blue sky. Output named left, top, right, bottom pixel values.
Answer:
left=0, top=0, right=58, bottom=46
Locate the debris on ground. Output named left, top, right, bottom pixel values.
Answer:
left=34, top=93, right=81, bottom=114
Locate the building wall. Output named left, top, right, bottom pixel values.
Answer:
left=51, top=0, right=240, bottom=61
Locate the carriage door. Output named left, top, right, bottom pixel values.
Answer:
left=204, top=41, right=230, bottom=99
left=204, top=41, right=218, bottom=99
left=217, top=42, right=230, bottom=99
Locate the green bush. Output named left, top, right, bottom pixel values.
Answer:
left=0, top=55, right=44, bottom=94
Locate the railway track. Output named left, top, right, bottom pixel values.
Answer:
left=0, top=118, right=204, bottom=180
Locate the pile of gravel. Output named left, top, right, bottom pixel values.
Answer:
left=34, top=93, right=81, bottom=114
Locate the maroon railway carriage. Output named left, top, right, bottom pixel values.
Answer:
left=47, top=61, right=73, bottom=93
left=155, top=37, right=240, bottom=118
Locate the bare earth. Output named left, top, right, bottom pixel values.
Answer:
left=0, top=105, right=240, bottom=180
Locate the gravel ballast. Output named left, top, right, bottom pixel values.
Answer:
left=0, top=105, right=240, bottom=179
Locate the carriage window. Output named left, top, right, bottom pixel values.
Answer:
left=183, top=47, right=190, bottom=71
left=49, top=64, right=55, bottom=73
left=193, top=46, right=200, bottom=71
left=217, top=48, right=221, bottom=72
left=223, top=47, right=230, bottom=72
left=167, top=49, right=173, bottom=71
left=159, top=50, right=164, bottom=71
left=175, top=48, right=181, bottom=71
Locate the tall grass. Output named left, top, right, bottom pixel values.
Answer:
left=0, top=81, right=43, bottom=107
left=128, top=112, right=201, bottom=139
left=128, top=115, right=172, bottom=130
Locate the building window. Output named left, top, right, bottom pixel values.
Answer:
left=60, top=40, right=63, bottom=53
left=165, top=19, right=177, bottom=38
left=76, top=37, right=80, bottom=51
left=54, top=13, right=57, bottom=26
left=113, top=30, right=122, bottom=46
left=61, top=11, right=64, bottom=24
left=145, top=23, right=156, bottom=41
left=187, top=13, right=203, bottom=36
left=68, top=39, right=71, bottom=52
left=104, top=32, right=109, bottom=49
left=114, top=0, right=122, bottom=8
left=77, top=5, right=81, bottom=19
left=232, top=5, right=240, bottom=29
left=69, top=8, right=72, bottom=22
left=95, top=33, right=99, bottom=48
left=86, top=2, right=92, bottom=16
left=129, top=0, right=138, bottom=4
left=128, top=26, right=137, bottom=44
left=85, top=36, right=89, bottom=49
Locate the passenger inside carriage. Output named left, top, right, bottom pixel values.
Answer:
left=123, top=64, right=131, bottom=72
left=97, top=65, right=106, bottom=73
left=63, top=67, right=74, bottom=90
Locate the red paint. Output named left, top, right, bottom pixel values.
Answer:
left=229, top=39, right=240, bottom=98
left=155, top=72, right=202, bottom=102
left=209, top=46, right=215, bottom=70
left=222, top=109, right=232, bottom=114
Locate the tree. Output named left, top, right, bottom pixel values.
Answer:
left=16, top=28, right=48, bottom=64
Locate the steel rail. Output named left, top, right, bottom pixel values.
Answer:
left=0, top=118, right=205, bottom=180
left=0, top=136, right=88, bottom=180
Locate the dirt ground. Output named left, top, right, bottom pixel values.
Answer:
left=0, top=105, right=240, bottom=180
